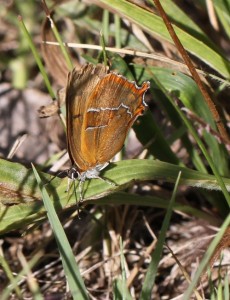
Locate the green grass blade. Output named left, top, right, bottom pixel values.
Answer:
left=140, top=171, right=181, bottom=299
left=157, top=0, right=215, bottom=46
left=114, top=14, right=121, bottom=48
left=18, top=16, right=55, bottom=98
left=102, top=10, right=110, bottom=44
left=183, top=213, right=230, bottom=299
left=213, top=0, right=230, bottom=38
left=224, top=271, right=230, bottom=300
left=112, top=238, right=133, bottom=300
left=46, top=15, right=73, bottom=70
left=92, top=192, right=219, bottom=225
left=31, top=164, right=89, bottom=300
left=113, top=279, right=133, bottom=300
left=0, top=255, right=23, bottom=299
left=120, top=237, right=126, bottom=297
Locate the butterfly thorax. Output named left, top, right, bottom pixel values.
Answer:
left=68, top=162, right=109, bottom=182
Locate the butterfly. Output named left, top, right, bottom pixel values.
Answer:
left=65, top=63, right=150, bottom=200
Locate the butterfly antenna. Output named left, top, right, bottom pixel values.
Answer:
left=44, top=169, right=68, bottom=187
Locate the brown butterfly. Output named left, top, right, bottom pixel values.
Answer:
left=65, top=63, right=150, bottom=200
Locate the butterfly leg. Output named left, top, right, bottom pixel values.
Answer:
left=78, top=180, right=85, bottom=202
left=96, top=176, right=117, bottom=187
left=66, top=176, right=72, bottom=192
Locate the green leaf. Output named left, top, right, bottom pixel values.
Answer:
left=1, top=158, right=229, bottom=234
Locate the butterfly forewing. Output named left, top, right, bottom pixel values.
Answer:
left=66, top=64, right=108, bottom=171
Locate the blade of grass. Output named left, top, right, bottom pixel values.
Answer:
left=18, top=16, right=55, bottom=99
left=213, top=0, right=230, bottom=38
left=183, top=213, right=230, bottom=299
left=114, top=14, right=121, bottom=48
left=0, top=251, right=42, bottom=300
left=157, top=0, right=215, bottom=46
left=48, top=15, right=73, bottom=70
left=97, top=193, right=220, bottom=225
left=112, top=238, right=133, bottom=300
left=140, top=171, right=182, bottom=299
left=224, top=271, right=229, bottom=300
left=100, top=31, right=108, bottom=66
left=31, top=164, right=89, bottom=300
left=17, top=249, right=43, bottom=300
left=166, top=245, right=203, bottom=300
left=120, top=237, right=126, bottom=296
left=113, top=279, right=133, bottom=300
left=0, top=255, right=23, bottom=299
left=18, top=14, right=66, bottom=126
left=102, top=10, right=110, bottom=44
